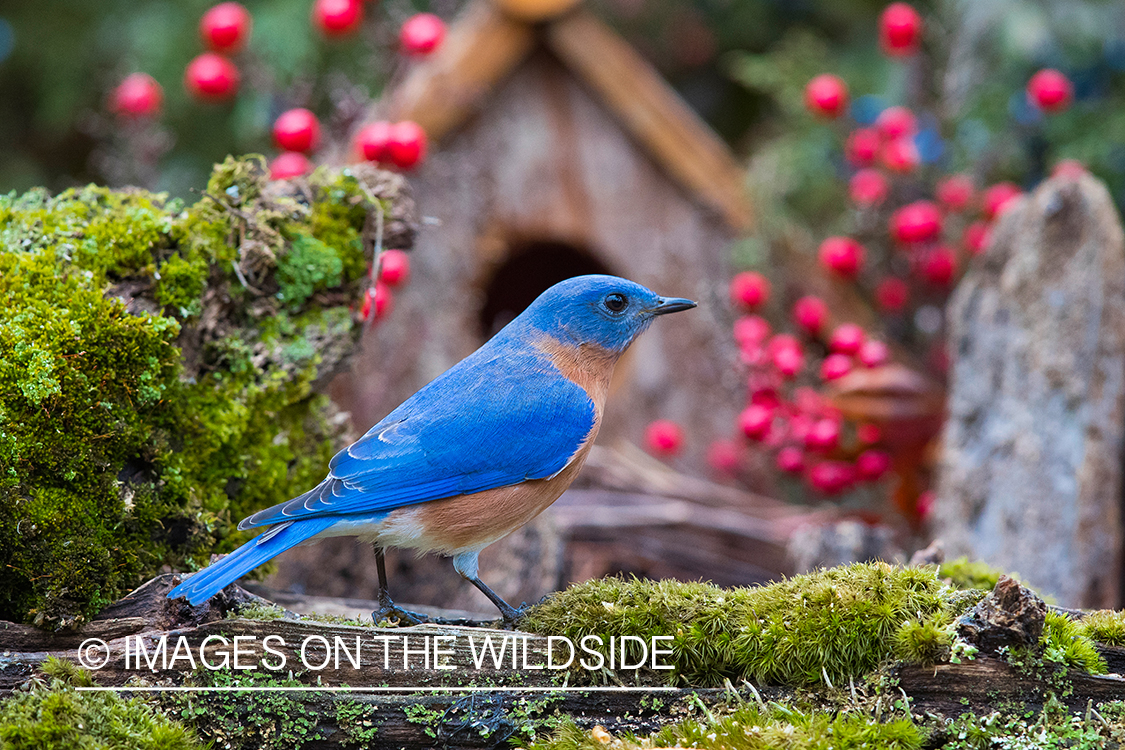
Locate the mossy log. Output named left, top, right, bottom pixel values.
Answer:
left=6, top=574, right=1125, bottom=749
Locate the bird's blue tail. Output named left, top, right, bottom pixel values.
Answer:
left=168, top=517, right=338, bottom=604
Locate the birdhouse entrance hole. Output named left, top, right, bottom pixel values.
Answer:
left=479, top=239, right=614, bottom=338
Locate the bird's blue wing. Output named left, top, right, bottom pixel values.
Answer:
left=238, top=342, right=595, bottom=529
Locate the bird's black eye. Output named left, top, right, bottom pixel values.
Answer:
left=604, top=293, right=628, bottom=313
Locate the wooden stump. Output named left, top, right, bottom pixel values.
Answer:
left=934, top=173, right=1125, bottom=608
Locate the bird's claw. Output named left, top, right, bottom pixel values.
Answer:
left=372, top=595, right=428, bottom=626
left=498, top=602, right=532, bottom=630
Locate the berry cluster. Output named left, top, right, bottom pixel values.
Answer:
left=646, top=3, right=1085, bottom=521
left=726, top=277, right=892, bottom=496
left=107, top=2, right=446, bottom=179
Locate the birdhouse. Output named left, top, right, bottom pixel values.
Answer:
left=333, top=0, right=752, bottom=469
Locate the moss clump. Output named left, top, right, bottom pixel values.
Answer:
left=1040, top=610, right=1107, bottom=674
left=521, top=703, right=923, bottom=750
left=522, top=562, right=961, bottom=687
left=0, top=157, right=415, bottom=627
left=1077, top=609, right=1125, bottom=646
left=0, top=657, right=205, bottom=750
left=938, top=557, right=1007, bottom=591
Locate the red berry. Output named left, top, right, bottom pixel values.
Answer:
left=962, top=221, right=991, bottom=256
left=857, top=423, right=882, bottom=444
left=386, top=121, right=427, bottom=169
left=793, top=386, right=823, bottom=414
left=379, top=249, right=410, bottom=287
left=921, top=246, right=958, bottom=286
left=845, top=127, right=881, bottom=167
left=875, top=277, right=909, bottom=312
left=982, top=182, right=1021, bottom=219
left=748, top=381, right=782, bottom=410
left=273, top=108, right=321, bottom=153
left=770, top=339, right=805, bottom=378
left=739, top=404, right=773, bottom=441
left=818, top=237, right=866, bottom=279
left=1052, top=159, right=1086, bottom=179
left=804, top=74, right=849, bottom=119
left=805, top=417, right=841, bottom=452
left=707, top=440, right=741, bottom=474
left=820, top=353, right=853, bottom=381
left=849, top=169, right=889, bottom=207
left=733, top=315, right=771, bottom=347
left=200, top=2, right=252, bottom=53
left=890, top=200, right=942, bottom=244
left=110, top=73, right=163, bottom=118
left=776, top=446, right=805, bottom=474
left=361, top=281, right=393, bottom=320
left=855, top=449, right=892, bottom=481
left=807, top=460, right=854, bottom=495
left=829, top=323, right=865, bottom=355
left=184, top=53, right=239, bottom=102
left=312, top=0, right=363, bottom=37
left=879, top=3, right=923, bottom=57
left=1027, top=69, right=1073, bottom=113
left=858, top=339, right=890, bottom=368
left=936, top=173, right=974, bottom=211
left=644, top=419, right=684, bottom=456
left=876, top=106, right=917, bottom=139
left=729, top=271, right=770, bottom=310
left=793, top=296, right=828, bottom=336
left=269, top=151, right=311, bottom=179
left=400, top=13, right=446, bottom=56
left=880, top=137, right=919, bottom=173
left=355, top=121, right=393, bottom=163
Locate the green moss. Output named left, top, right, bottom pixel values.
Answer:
left=0, top=657, right=205, bottom=750
left=168, top=670, right=328, bottom=750
left=521, top=702, right=923, bottom=750
left=1077, top=609, right=1125, bottom=646
left=522, top=562, right=962, bottom=687
left=335, top=700, right=380, bottom=746
left=938, top=557, right=1008, bottom=591
left=892, top=614, right=953, bottom=666
left=0, top=156, right=409, bottom=627
left=1040, top=610, right=1107, bottom=675
left=943, top=696, right=1125, bottom=749
left=276, top=234, right=344, bottom=310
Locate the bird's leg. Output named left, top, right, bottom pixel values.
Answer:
left=370, top=546, right=428, bottom=626
left=453, top=551, right=528, bottom=628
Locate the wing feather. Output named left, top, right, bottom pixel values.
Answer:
left=239, top=341, right=594, bottom=530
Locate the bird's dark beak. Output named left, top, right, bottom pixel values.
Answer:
left=652, top=296, right=697, bottom=315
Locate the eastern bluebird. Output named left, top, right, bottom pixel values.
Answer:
left=168, top=275, right=696, bottom=624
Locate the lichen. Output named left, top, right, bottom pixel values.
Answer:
left=0, top=657, right=205, bottom=750
left=522, top=562, right=962, bottom=687
left=0, top=157, right=415, bottom=628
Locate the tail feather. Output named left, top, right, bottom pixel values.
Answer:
left=168, top=517, right=337, bottom=604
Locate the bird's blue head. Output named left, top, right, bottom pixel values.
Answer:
left=511, top=275, right=697, bottom=354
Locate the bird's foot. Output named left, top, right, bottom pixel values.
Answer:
left=497, top=602, right=532, bottom=630
left=372, top=594, right=428, bottom=627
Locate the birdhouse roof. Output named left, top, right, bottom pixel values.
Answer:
left=386, top=0, right=753, bottom=232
